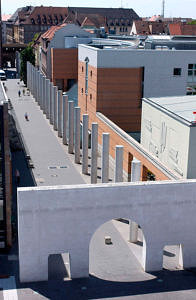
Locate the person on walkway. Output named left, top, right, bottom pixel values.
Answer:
left=15, top=169, right=20, bottom=185
left=24, top=112, right=29, bottom=121
left=23, top=89, right=25, bottom=96
left=18, top=90, right=21, bottom=97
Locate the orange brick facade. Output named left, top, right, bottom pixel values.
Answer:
left=78, top=60, right=171, bottom=181
left=51, top=48, right=78, bottom=91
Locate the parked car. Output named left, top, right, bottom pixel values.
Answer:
left=0, top=70, right=6, bottom=81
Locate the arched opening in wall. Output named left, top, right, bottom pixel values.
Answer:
left=163, top=244, right=183, bottom=271
left=89, top=218, right=146, bottom=281
left=48, top=253, right=71, bottom=280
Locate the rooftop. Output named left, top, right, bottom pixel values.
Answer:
left=144, top=95, right=196, bottom=125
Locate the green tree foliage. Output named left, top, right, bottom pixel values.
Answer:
left=20, top=46, right=35, bottom=85
left=188, top=20, right=196, bottom=25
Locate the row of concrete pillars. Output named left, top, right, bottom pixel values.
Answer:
left=27, top=62, right=141, bottom=243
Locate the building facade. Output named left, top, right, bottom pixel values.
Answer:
left=141, top=95, right=196, bottom=179
left=40, top=24, right=92, bottom=91
left=0, top=88, right=12, bottom=250
left=78, top=45, right=196, bottom=133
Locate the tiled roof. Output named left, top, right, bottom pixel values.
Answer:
left=133, top=20, right=168, bottom=35
left=16, top=6, right=68, bottom=25
left=68, top=7, right=140, bottom=20
left=2, top=14, right=12, bottom=21
left=133, top=20, right=150, bottom=34
left=41, top=23, right=67, bottom=40
left=169, top=23, right=196, bottom=35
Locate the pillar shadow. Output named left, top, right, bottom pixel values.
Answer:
left=17, top=269, right=196, bottom=300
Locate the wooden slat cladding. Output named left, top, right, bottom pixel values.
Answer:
left=78, top=61, right=142, bottom=132
left=97, top=67, right=142, bottom=132
left=51, top=48, right=78, bottom=91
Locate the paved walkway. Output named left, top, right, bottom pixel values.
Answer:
left=6, top=79, right=85, bottom=186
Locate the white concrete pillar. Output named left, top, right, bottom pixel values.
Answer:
left=35, top=70, right=39, bottom=102
left=129, top=158, right=141, bottom=243
left=101, top=133, right=110, bottom=183
left=68, top=101, right=74, bottom=154
left=82, top=114, right=89, bottom=175
left=49, top=82, right=53, bottom=124
left=131, top=158, right=141, bottom=182
left=62, top=95, right=68, bottom=145
left=33, top=66, right=36, bottom=99
left=32, top=67, right=34, bottom=96
left=57, top=90, right=63, bottom=137
left=29, top=63, right=31, bottom=92
left=38, top=72, right=41, bottom=106
left=115, top=145, right=124, bottom=182
left=46, top=79, right=50, bottom=119
left=40, top=75, right=43, bottom=110
left=43, top=75, right=46, bottom=112
left=27, top=62, right=29, bottom=89
left=30, top=63, right=32, bottom=92
left=74, top=107, right=81, bottom=164
left=53, top=86, right=58, bottom=131
left=91, top=122, right=98, bottom=184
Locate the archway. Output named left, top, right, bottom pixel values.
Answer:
left=89, top=218, right=147, bottom=281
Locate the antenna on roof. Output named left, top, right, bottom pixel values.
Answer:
left=162, top=0, right=165, bottom=18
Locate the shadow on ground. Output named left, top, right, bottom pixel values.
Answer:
left=16, top=270, right=196, bottom=300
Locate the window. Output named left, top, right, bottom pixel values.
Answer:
left=82, top=66, right=84, bottom=72
left=188, top=64, right=196, bottom=83
left=85, top=57, right=89, bottom=95
left=90, top=70, right=92, bottom=77
left=90, top=94, right=92, bottom=100
left=187, top=64, right=196, bottom=95
left=173, top=68, right=181, bottom=76
left=81, top=88, right=83, bottom=94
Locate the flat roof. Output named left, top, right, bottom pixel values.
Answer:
left=144, top=95, right=196, bottom=125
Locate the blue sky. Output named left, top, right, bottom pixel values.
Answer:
left=2, top=0, right=196, bottom=19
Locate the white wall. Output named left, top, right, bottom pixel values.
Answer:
left=18, top=180, right=196, bottom=282
left=79, top=45, right=196, bottom=98
left=141, top=100, right=190, bottom=178
left=187, top=126, right=196, bottom=178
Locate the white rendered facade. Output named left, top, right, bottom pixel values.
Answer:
left=141, top=96, right=196, bottom=179
left=79, top=45, right=196, bottom=98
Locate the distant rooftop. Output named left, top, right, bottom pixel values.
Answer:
left=144, top=95, right=196, bottom=125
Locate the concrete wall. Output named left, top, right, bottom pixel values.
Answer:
left=79, top=45, right=196, bottom=98
left=187, top=126, right=196, bottom=178
left=141, top=99, right=191, bottom=178
left=18, top=179, right=196, bottom=282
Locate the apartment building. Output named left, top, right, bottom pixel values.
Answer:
left=40, top=24, right=92, bottom=91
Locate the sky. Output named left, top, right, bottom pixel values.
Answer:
left=2, top=0, right=196, bottom=19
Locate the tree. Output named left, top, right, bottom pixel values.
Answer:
left=188, top=20, right=196, bottom=25
left=20, top=46, right=35, bottom=85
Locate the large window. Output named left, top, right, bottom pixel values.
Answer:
left=188, top=64, right=196, bottom=83
left=85, top=57, right=89, bottom=95
left=187, top=64, right=196, bottom=95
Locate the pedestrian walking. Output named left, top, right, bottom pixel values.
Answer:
left=22, top=89, right=25, bottom=96
left=15, top=169, right=20, bottom=185
left=18, top=90, right=21, bottom=97
left=24, top=112, right=29, bottom=121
